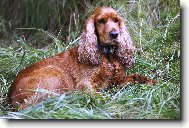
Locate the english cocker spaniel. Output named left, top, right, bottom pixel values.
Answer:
left=9, top=7, right=155, bottom=109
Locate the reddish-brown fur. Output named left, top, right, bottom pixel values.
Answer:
left=9, top=7, right=155, bottom=109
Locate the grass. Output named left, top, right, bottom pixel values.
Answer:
left=0, top=0, right=180, bottom=119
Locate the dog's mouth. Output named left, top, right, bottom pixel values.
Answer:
left=99, top=40, right=119, bottom=54
left=106, top=39, right=119, bottom=46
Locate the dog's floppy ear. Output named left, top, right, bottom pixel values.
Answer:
left=78, top=15, right=101, bottom=65
left=117, top=17, right=135, bottom=68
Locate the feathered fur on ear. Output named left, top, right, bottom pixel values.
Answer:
left=78, top=15, right=101, bottom=65
left=116, top=17, right=135, bottom=68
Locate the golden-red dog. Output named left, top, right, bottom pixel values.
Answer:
left=9, top=7, right=155, bottom=109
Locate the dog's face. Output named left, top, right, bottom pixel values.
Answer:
left=94, top=7, right=121, bottom=46
left=78, top=7, right=134, bottom=68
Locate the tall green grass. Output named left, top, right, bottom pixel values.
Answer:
left=0, top=0, right=180, bottom=119
left=0, top=0, right=88, bottom=45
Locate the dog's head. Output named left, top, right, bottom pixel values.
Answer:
left=78, top=7, right=135, bottom=68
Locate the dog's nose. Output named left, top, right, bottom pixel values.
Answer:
left=109, top=31, right=118, bottom=39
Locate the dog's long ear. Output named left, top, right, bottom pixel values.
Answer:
left=116, top=17, right=135, bottom=68
left=78, top=15, right=101, bottom=65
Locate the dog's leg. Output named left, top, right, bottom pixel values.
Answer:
left=122, top=74, right=156, bottom=85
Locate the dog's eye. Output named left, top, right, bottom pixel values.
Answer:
left=114, top=18, right=119, bottom=23
left=98, top=18, right=106, bottom=24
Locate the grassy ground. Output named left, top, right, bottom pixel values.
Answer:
left=0, top=0, right=180, bottom=119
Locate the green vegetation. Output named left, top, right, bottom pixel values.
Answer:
left=0, top=0, right=180, bottom=119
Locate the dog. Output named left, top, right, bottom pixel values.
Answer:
left=8, top=7, right=155, bottom=109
